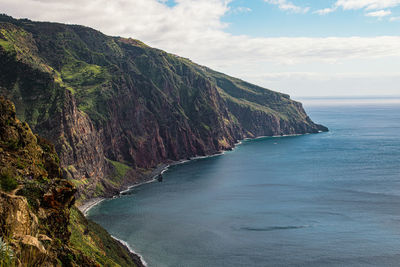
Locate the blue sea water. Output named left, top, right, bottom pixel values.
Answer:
left=88, top=99, right=400, bottom=267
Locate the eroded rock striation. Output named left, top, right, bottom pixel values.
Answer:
left=0, top=14, right=327, bottom=203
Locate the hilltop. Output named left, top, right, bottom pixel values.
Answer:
left=0, top=14, right=327, bottom=204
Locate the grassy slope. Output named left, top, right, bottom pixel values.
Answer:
left=0, top=15, right=320, bottom=133
left=0, top=96, right=140, bottom=266
left=6, top=17, right=308, bottom=127
left=69, top=206, right=140, bottom=267
left=0, top=15, right=326, bottom=265
left=0, top=15, right=326, bottom=201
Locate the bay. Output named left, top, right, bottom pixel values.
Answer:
left=88, top=99, right=400, bottom=266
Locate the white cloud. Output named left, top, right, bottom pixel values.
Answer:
left=244, top=71, right=400, bottom=81
left=313, top=7, right=337, bottom=15
left=1, top=0, right=399, bottom=96
left=389, top=16, right=400, bottom=20
left=231, top=6, right=252, bottom=14
left=365, top=9, right=392, bottom=17
left=316, top=0, right=400, bottom=17
left=5, top=0, right=400, bottom=67
left=335, top=0, right=400, bottom=10
left=241, top=72, right=400, bottom=97
left=264, top=0, right=310, bottom=14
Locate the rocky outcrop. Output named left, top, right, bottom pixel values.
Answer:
left=36, top=89, right=110, bottom=201
left=0, top=96, right=79, bottom=265
left=0, top=191, right=56, bottom=266
left=0, top=96, right=142, bottom=266
left=0, top=14, right=328, bottom=203
left=225, top=98, right=325, bottom=137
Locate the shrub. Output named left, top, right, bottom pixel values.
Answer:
left=17, top=181, right=44, bottom=210
left=0, top=237, right=15, bottom=266
left=6, top=140, right=19, bottom=150
left=0, top=169, right=18, bottom=192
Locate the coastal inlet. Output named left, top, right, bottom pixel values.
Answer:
left=88, top=102, right=400, bottom=266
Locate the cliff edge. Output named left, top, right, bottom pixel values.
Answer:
left=0, top=14, right=327, bottom=204
left=0, top=96, right=143, bottom=266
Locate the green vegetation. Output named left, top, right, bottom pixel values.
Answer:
left=218, top=137, right=229, bottom=148
left=70, top=177, right=88, bottom=187
left=59, top=54, right=113, bottom=124
left=0, top=14, right=318, bottom=133
left=0, top=14, right=326, bottom=207
left=16, top=181, right=44, bottom=210
left=0, top=38, right=13, bottom=53
left=0, top=25, right=47, bottom=71
left=0, top=169, right=18, bottom=192
left=201, top=123, right=210, bottom=131
left=0, top=95, right=142, bottom=266
left=0, top=14, right=326, bottom=266
left=0, top=237, right=15, bottom=267
left=69, top=207, right=139, bottom=267
left=94, top=182, right=105, bottom=197
left=61, top=55, right=110, bottom=88
left=5, top=140, right=19, bottom=151
left=106, top=158, right=131, bottom=181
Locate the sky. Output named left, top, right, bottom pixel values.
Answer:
left=1, top=0, right=400, bottom=97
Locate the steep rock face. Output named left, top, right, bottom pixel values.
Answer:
left=0, top=96, right=79, bottom=265
left=0, top=97, right=142, bottom=266
left=225, top=98, right=320, bottom=137
left=0, top=15, right=327, bottom=202
left=0, top=23, right=112, bottom=201
left=36, top=89, right=109, bottom=200
left=40, top=90, right=106, bottom=181
left=0, top=192, right=48, bottom=266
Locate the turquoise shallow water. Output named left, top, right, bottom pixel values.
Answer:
left=88, top=101, right=400, bottom=267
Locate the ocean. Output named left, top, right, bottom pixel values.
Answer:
left=88, top=98, right=400, bottom=266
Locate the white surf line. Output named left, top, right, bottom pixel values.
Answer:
left=83, top=132, right=314, bottom=214
left=82, top=131, right=319, bottom=264
left=111, top=235, right=148, bottom=267
left=80, top=198, right=105, bottom=216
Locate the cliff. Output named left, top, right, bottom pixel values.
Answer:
left=0, top=14, right=328, bottom=203
left=0, top=96, right=143, bottom=266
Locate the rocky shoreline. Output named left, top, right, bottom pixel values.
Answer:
left=78, top=163, right=169, bottom=215
left=112, top=236, right=148, bottom=267
left=78, top=198, right=105, bottom=216
left=77, top=163, right=173, bottom=267
left=0, top=15, right=328, bottom=266
left=77, top=149, right=233, bottom=266
left=76, top=134, right=317, bottom=266
left=78, top=150, right=231, bottom=215
left=79, top=133, right=316, bottom=216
